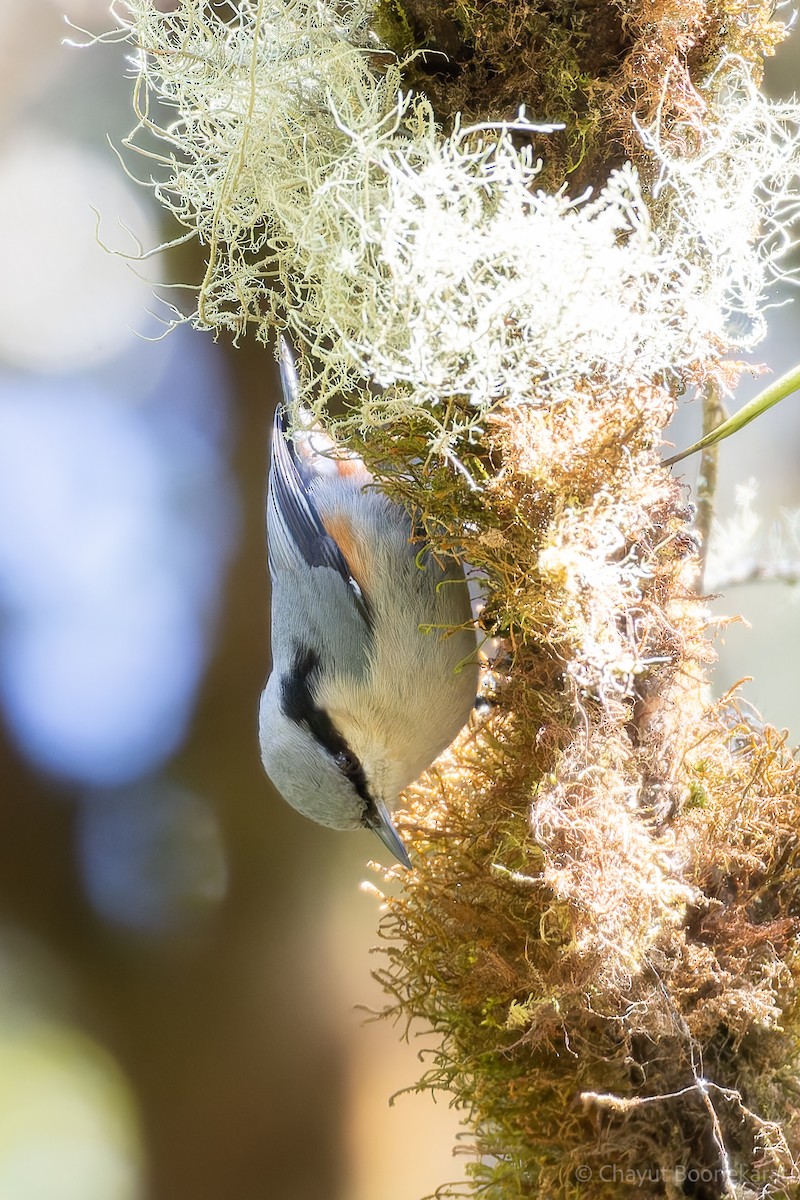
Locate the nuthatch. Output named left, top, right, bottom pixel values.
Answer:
left=258, top=340, right=478, bottom=867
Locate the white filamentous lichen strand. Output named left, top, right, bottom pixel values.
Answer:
left=108, top=1, right=800, bottom=443
left=645, top=56, right=800, bottom=347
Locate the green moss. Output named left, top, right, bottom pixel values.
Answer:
left=372, top=0, right=417, bottom=57
left=363, top=392, right=800, bottom=1196
left=685, top=779, right=709, bottom=809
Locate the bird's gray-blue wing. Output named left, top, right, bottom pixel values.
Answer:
left=267, top=406, right=371, bottom=625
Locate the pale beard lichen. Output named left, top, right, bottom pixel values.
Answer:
left=104, top=0, right=800, bottom=1195
left=110, top=3, right=800, bottom=433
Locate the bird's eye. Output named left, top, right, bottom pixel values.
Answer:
left=332, top=745, right=367, bottom=793
left=335, top=750, right=357, bottom=776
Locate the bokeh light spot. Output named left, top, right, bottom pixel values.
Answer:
left=0, top=933, right=144, bottom=1200
left=76, top=780, right=228, bottom=935
left=0, top=125, right=161, bottom=373
left=0, top=333, right=238, bottom=786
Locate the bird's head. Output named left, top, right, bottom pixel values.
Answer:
left=258, top=667, right=412, bottom=868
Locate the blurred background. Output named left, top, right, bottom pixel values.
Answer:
left=0, top=4, right=798, bottom=1199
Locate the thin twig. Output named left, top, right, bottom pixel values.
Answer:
left=696, top=381, right=729, bottom=591
left=707, top=560, right=800, bottom=591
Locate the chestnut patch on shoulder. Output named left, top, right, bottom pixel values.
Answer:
left=321, top=512, right=372, bottom=599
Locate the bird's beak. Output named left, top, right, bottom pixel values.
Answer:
left=278, top=335, right=300, bottom=409
left=368, top=797, right=412, bottom=869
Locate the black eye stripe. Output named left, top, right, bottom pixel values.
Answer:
left=280, top=645, right=372, bottom=808
left=280, top=646, right=322, bottom=727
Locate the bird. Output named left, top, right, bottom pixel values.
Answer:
left=258, top=339, right=479, bottom=867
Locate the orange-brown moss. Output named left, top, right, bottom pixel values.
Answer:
left=356, top=369, right=800, bottom=1196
